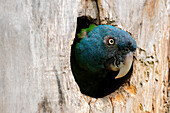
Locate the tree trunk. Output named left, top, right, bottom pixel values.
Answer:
left=0, top=0, right=169, bottom=113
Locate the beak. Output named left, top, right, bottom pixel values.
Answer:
left=111, top=52, right=133, bottom=79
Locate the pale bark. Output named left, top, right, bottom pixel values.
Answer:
left=0, top=0, right=169, bottom=113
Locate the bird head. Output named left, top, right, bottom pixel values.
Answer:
left=75, top=25, right=137, bottom=79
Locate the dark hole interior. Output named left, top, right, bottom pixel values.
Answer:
left=71, top=16, right=133, bottom=98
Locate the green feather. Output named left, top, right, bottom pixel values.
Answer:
left=77, top=24, right=97, bottom=39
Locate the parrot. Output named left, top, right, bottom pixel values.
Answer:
left=71, top=24, right=137, bottom=98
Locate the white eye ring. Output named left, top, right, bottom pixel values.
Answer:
left=108, top=38, right=115, bottom=45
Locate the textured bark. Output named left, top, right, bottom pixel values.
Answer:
left=167, top=4, right=170, bottom=111
left=0, top=0, right=169, bottom=113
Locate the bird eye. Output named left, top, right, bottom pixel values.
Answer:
left=108, top=38, right=115, bottom=45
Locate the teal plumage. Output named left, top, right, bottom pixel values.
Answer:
left=71, top=24, right=137, bottom=98
left=77, top=24, right=96, bottom=39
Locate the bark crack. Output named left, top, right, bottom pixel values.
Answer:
left=53, top=66, right=65, bottom=111
left=95, top=0, right=100, bottom=24
left=88, top=100, right=93, bottom=113
left=109, top=97, right=114, bottom=113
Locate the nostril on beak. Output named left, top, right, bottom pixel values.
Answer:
left=127, top=42, right=137, bottom=51
left=130, top=46, right=136, bottom=51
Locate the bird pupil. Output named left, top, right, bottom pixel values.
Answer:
left=109, top=39, right=114, bottom=44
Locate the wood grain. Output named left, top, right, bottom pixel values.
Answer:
left=0, top=0, right=169, bottom=113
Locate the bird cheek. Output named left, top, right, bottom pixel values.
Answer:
left=114, top=52, right=133, bottom=79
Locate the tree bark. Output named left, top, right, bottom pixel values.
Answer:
left=0, top=0, right=169, bottom=113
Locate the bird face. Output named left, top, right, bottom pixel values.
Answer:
left=103, top=33, right=137, bottom=79
left=75, top=25, right=137, bottom=79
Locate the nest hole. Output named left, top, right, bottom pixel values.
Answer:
left=71, top=16, right=133, bottom=98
